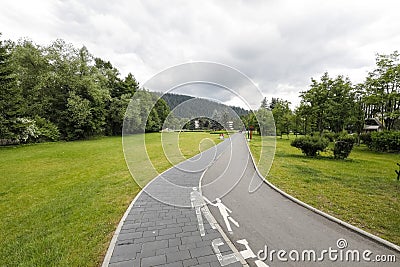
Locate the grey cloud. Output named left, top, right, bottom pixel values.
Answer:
left=2, top=0, right=400, bottom=109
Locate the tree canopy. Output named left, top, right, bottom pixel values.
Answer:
left=0, top=36, right=170, bottom=143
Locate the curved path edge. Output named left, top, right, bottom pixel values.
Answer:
left=102, top=168, right=158, bottom=267
left=244, top=135, right=400, bottom=254
left=102, top=137, right=233, bottom=266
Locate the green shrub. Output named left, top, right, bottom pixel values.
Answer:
left=334, top=134, right=355, bottom=159
left=370, top=131, right=400, bottom=152
left=360, top=132, right=372, bottom=146
left=209, top=130, right=229, bottom=135
left=6, top=117, right=60, bottom=144
left=13, top=117, right=38, bottom=143
left=34, top=116, right=60, bottom=142
left=322, top=130, right=335, bottom=142
left=291, top=136, right=329, bottom=156
left=310, top=131, right=321, bottom=137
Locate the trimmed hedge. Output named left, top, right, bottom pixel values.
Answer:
left=334, top=134, right=355, bottom=159
left=291, top=136, right=329, bottom=157
left=360, top=132, right=372, bottom=146
left=369, top=131, right=400, bottom=152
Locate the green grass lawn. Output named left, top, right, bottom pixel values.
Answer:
left=249, top=134, right=400, bottom=245
left=0, top=132, right=219, bottom=266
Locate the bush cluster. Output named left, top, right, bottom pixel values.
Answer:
left=369, top=131, right=400, bottom=152
left=291, top=136, right=329, bottom=156
left=4, top=116, right=60, bottom=144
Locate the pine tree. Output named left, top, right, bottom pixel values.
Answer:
left=260, top=97, right=269, bottom=109
left=0, top=35, right=24, bottom=141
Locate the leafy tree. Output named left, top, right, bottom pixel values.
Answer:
left=362, top=51, right=400, bottom=130
left=11, top=39, right=49, bottom=118
left=163, top=113, right=181, bottom=130
left=40, top=42, right=110, bottom=139
left=300, top=73, right=331, bottom=133
left=123, top=90, right=170, bottom=133
left=65, top=91, right=92, bottom=140
left=241, top=111, right=258, bottom=132
left=93, top=58, right=138, bottom=135
left=256, top=108, right=275, bottom=135
left=291, top=110, right=303, bottom=136
left=146, top=105, right=161, bottom=132
left=107, top=94, right=131, bottom=135
left=271, top=98, right=292, bottom=138
left=40, top=39, right=80, bottom=133
left=0, top=34, right=25, bottom=141
left=300, top=72, right=356, bottom=134
left=294, top=103, right=312, bottom=135
left=154, top=97, right=170, bottom=128
left=325, top=76, right=354, bottom=133
left=349, top=85, right=365, bottom=143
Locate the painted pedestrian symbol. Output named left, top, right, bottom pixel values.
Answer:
left=204, top=197, right=239, bottom=233
left=191, top=189, right=268, bottom=266
left=190, top=187, right=215, bottom=236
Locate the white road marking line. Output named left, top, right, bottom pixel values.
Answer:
left=191, top=187, right=206, bottom=236
left=254, top=260, right=270, bottom=267
left=201, top=206, right=217, bottom=230
left=237, top=239, right=256, bottom=259
left=197, top=138, right=249, bottom=266
left=212, top=237, right=271, bottom=267
left=212, top=238, right=240, bottom=266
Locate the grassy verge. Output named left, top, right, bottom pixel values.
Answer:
left=249, top=134, right=400, bottom=245
left=0, top=132, right=219, bottom=266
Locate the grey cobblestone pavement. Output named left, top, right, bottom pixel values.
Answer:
left=106, top=139, right=243, bottom=267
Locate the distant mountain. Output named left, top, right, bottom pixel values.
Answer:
left=159, top=93, right=249, bottom=118
left=160, top=93, right=193, bottom=111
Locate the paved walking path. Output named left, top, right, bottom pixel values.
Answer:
left=104, top=133, right=400, bottom=267
left=104, top=138, right=242, bottom=267
left=202, top=134, right=400, bottom=267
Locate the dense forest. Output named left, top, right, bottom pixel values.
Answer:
left=0, top=35, right=150, bottom=143
left=0, top=35, right=247, bottom=144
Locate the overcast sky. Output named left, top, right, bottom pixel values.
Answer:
left=2, top=0, right=400, bottom=109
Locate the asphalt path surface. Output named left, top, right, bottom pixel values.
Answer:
left=201, top=133, right=400, bottom=267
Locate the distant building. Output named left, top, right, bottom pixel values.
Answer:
left=364, top=118, right=383, bottom=132
left=227, top=121, right=234, bottom=130
left=194, top=120, right=200, bottom=129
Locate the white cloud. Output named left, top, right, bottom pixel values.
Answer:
left=1, top=0, right=400, bottom=109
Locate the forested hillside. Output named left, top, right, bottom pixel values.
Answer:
left=0, top=35, right=249, bottom=144
left=161, top=93, right=248, bottom=118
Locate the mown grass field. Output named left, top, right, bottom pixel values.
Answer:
left=249, top=134, right=400, bottom=245
left=0, top=132, right=219, bottom=266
